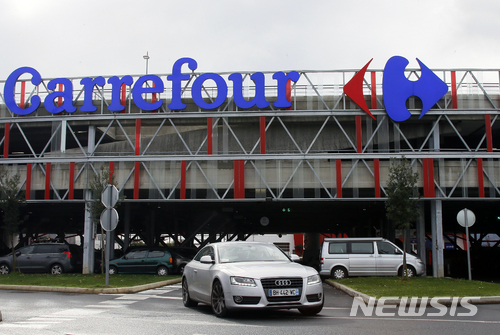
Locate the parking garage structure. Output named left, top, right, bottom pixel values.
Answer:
left=1, top=59, right=500, bottom=277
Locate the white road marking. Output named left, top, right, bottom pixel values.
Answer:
left=150, top=296, right=182, bottom=300
left=323, top=307, right=351, bottom=310
left=114, top=295, right=151, bottom=300
left=165, top=320, right=265, bottom=327
left=138, top=289, right=174, bottom=294
left=28, top=317, right=75, bottom=321
left=17, top=321, right=60, bottom=324
left=51, top=308, right=108, bottom=317
left=168, top=285, right=182, bottom=289
left=85, top=304, right=125, bottom=308
left=98, top=300, right=137, bottom=305
left=0, top=323, right=49, bottom=329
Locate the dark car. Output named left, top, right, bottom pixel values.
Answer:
left=169, top=247, right=197, bottom=274
left=0, top=243, right=82, bottom=275
left=108, top=248, right=174, bottom=275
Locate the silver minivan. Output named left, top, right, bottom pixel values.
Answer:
left=320, top=238, right=425, bottom=279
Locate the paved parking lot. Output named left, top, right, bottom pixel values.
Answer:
left=1, top=283, right=500, bottom=335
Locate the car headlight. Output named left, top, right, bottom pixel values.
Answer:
left=230, top=276, right=257, bottom=287
left=307, top=274, right=321, bottom=285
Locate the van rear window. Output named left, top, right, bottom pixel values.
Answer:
left=351, top=242, right=374, bottom=254
left=328, top=243, right=347, bottom=254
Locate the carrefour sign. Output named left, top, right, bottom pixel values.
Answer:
left=3, top=56, right=448, bottom=122
left=344, top=56, right=449, bottom=122
left=3, top=58, right=298, bottom=117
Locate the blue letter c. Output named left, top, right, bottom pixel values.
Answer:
left=4, top=67, right=41, bottom=115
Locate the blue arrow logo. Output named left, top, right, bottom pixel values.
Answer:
left=382, top=56, right=449, bottom=122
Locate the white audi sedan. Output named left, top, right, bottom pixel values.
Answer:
left=182, top=241, right=323, bottom=317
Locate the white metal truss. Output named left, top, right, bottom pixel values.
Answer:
left=1, top=67, right=500, bottom=202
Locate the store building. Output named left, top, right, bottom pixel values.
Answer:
left=1, top=56, right=499, bottom=276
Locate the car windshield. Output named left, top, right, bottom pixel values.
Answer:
left=217, top=244, right=290, bottom=263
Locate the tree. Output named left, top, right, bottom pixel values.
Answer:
left=0, top=167, right=27, bottom=273
left=86, top=165, right=116, bottom=226
left=85, top=165, right=122, bottom=273
left=385, top=156, right=420, bottom=280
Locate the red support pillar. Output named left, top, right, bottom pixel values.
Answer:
left=422, top=158, right=429, bottom=198
left=58, top=83, right=63, bottom=106
left=374, top=159, right=380, bottom=198
left=451, top=71, right=458, bottom=109
left=152, top=82, right=158, bottom=113
left=486, top=114, right=493, bottom=153
left=19, top=81, right=26, bottom=118
left=68, top=162, right=75, bottom=200
left=207, top=117, right=213, bottom=155
left=336, top=159, right=342, bottom=198
left=3, top=123, right=9, bottom=158
left=234, top=161, right=240, bottom=199
left=286, top=77, right=292, bottom=111
left=109, top=161, right=115, bottom=184
left=260, top=116, right=266, bottom=154
left=477, top=158, right=485, bottom=198
left=20, top=81, right=26, bottom=108
left=428, top=158, right=435, bottom=198
left=25, top=163, right=32, bottom=200
left=371, top=72, right=377, bottom=109
left=233, top=160, right=245, bottom=199
left=121, top=83, right=127, bottom=113
left=133, top=119, right=141, bottom=199
left=239, top=161, right=245, bottom=199
left=180, top=161, right=187, bottom=199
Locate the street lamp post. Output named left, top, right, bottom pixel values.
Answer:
left=143, top=52, right=150, bottom=74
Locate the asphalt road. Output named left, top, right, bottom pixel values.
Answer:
left=1, top=283, right=500, bottom=335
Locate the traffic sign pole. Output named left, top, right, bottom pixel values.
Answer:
left=106, top=230, right=111, bottom=286
left=100, top=184, right=120, bottom=287
left=465, top=213, right=471, bottom=281
left=457, top=208, right=476, bottom=281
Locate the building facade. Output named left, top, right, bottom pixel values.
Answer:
left=1, top=57, right=499, bottom=276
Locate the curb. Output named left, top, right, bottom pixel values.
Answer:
left=0, top=277, right=182, bottom=294
left=325, top=279, right=500, bottom=306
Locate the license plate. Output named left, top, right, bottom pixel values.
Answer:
left=269, top=289, right=299, bottom=297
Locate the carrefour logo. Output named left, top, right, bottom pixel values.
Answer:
left=344, top=56, right=449, bottom=122
left=3, top=56, right=447, bottom=120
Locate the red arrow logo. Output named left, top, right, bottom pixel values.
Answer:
left=343, top=59, right=375, bottom=120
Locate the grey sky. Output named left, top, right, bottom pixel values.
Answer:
left=1, top=0, right=498, bottom=80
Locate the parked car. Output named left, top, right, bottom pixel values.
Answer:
left=182, top=241, right=323, bottom=317
left=169, top=247, right=197, bottom=274
left=108, top=248, right=174, bottom=275
left=319, top=237, right=425, bottom=279
left=0, top=243, right=82, bottom=275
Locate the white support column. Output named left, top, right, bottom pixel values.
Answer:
left=417, top=202, right=427, bottom=275
left=123, top=203, right=130, bottom=252
left=82, top=191, right=95, bottom=274
left=60, top=119, right=67, bottom=153
left=431, top=200, right=444, bottom=277
left=82, top=125, right=96, bottom=274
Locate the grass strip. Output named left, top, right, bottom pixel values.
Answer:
left=0, top=273, right=181, bottom=289
left=331, top=277, right=500, bottom=298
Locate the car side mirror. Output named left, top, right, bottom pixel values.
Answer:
left=395, top=249, right=403, bottom=255
left=200, top=255, right=214, bottom=264
left=290, top=254, right=300, bottom=262
left=15, top=251, right=21, bottom=256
